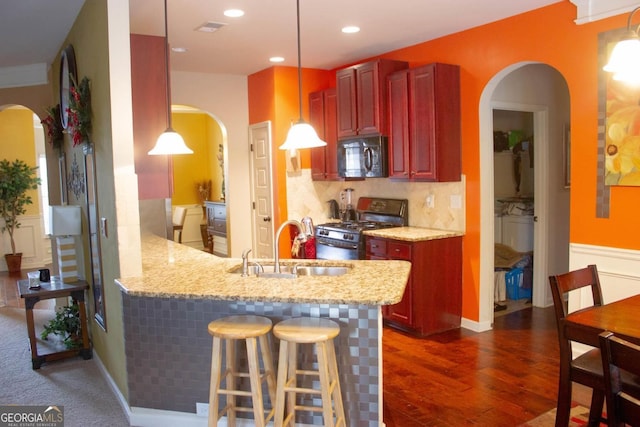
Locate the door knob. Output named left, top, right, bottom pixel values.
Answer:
left=533, top=216, right=538, bottom=222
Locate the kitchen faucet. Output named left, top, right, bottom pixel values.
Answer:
left=274, top=220, right=307, bottom=273
left=241, top=248, right=252, bottom=277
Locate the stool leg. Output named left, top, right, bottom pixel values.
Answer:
left=327, top=340, right=346, bottom=426
left=286, top=342, right=298, bottom=426
left=246, top=337, right=266, bottom=427
left=258, top=334, right=277, bottom=420
left=274, top=340, right=289, bottom=427
left=209, top=336, right=222, bottom=427
left=317, top=341, right=336, bottom=427
left=226, top=338, right=237, bottom=425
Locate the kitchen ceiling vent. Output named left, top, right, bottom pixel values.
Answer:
left=196, top=21, right=227, bottom=33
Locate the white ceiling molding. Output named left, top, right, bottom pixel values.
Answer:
left=571, top=0, right=639, bottom=24
left=0, top=63, right=48, bottom=89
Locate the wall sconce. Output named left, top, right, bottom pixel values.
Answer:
left=278, top=0, right=326, bottom=160
left=50, top=205, right=82, bottom=283
left=603, top=6, right=640, bottom=85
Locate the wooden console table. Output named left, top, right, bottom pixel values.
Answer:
left=18, top=278, right=92, bottom=369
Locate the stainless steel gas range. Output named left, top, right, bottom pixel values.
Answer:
left=315, top=197, right=408, bottom=260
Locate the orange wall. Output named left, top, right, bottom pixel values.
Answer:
left=248, top=66, right=333, bottom=253
left=248, top=2, right=636, bottom=321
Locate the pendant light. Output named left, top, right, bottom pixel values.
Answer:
left=279, top=0, right=327, bottom=151
left=603, top=6, right=640, bottom=86
left=149, top=0, right=193, bottom=155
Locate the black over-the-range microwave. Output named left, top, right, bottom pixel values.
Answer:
left=337, top=135, right=388, bottom=178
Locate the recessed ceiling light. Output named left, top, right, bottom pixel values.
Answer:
left=270, top=56, right=285, bottom=63
left=172, top=47, right=188, bottom=53
left=224, top=9, right=245, bottom=18
left=342, top=26, right=360, bottom=34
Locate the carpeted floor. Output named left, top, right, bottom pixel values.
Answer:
left=0, top=306, right=129, bottom=426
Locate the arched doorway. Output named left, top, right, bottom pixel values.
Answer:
left=478, top=63, right=571, bottom=328
left=0, top=105, right=53, bottom=271
left=171, top=106, right=229, bottom=255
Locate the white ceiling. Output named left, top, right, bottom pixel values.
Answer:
left=1, top=0, right=566, bottom=79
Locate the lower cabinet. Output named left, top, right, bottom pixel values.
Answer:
left=365, top=235, right=462, bottom=336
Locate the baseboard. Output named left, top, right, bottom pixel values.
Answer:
left=460, top=317, right=492, bottom=333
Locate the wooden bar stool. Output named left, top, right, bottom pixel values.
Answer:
left=273, top=317, right=346, bottom=427
left=207, top=315, right=277, bottom=427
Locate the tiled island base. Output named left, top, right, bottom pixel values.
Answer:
left=122, top=294, right=382, bottom=426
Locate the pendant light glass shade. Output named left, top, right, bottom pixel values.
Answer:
left=603, top=7, right=640, bottom=85
left=280, top=120, right=326, bottom=150
left=149, top=128, right=194, bottom=155
left=278, top=0, right=326, bottom=151
left=148, top=0, right=193, bottom=155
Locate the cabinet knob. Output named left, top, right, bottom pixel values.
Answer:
left=263, top=216, right=271, bottom=222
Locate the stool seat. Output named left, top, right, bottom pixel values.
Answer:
left=272, top=317, right=340, bottom=343
left=208, top=315, right=273, bottom=339
left=208, top=315, right=276, bottom=427
left=273, top=317, right=346, bottom=427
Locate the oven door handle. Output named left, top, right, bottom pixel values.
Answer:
left=363, top=147, right=373, bottom=172
left=318, top=240, right=359, bottom=250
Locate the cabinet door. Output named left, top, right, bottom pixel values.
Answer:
left=355, top=61, right=381, bottom=136
left=384, top=241, right=413, bottom=326
left=387, top=70, right=410, bottom=179
left=310, top=89, right=339, bottom=181
left=324, top=89, right=340, bottom=180
left=309, top=90, right=327, bottom=180
left=336, top=68, right=358, bottom=138
left=409, top=64, right=437, bottom=180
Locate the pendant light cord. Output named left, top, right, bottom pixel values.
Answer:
left=164, top=0, right=173, bottom=129
left=296, top=0, right=303, bottom=122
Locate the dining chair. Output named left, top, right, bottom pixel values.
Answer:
left=172, top=206, right=187, bottom=243
left=599, top=331, right=640, bottom=427
left=549, top=264, right=605, bottom=427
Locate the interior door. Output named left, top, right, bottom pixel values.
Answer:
left=249, top=122, right=274, bottom=258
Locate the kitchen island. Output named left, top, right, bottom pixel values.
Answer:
left=116, top=234, right=411, bottom=426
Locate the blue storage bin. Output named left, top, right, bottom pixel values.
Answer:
left=505, top=267, right=531, bottom=300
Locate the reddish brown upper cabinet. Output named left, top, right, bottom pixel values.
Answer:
left=365, top=235, right=462, bottom=337
left=336, top=59, right=408, bottom=139
left=309, top=89, right=340, bottom=181
left=388, top=63, right=461, bottom=182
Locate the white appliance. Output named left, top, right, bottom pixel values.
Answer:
left=500, top=215, right=534, bottom=252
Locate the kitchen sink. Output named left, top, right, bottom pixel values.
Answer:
left=229, top=263, right=351, bottom=278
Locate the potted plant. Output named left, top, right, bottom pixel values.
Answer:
left=0, top=159, right=41, bottom=273
left=41, top=304, right=82, bottom=349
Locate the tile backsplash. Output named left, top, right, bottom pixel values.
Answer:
left=286, top=169, right=465, bottom=231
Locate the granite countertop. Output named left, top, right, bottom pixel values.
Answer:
left=116, top=234, right=411, bottom=305
left=363, top=226, right=464, bottom=241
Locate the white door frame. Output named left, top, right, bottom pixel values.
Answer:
left=477, top=62, right=553, bottom=331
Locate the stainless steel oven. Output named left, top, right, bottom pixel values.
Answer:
left=315, top=197, right=408, bottom=260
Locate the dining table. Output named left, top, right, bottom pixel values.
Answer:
left=563, top=293, right=640, bottom=347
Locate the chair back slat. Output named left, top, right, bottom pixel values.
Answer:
left=599, top=331, right=640, bottom=427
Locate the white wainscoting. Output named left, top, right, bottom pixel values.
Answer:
left=569, top=243, right=640, bottom=357
left=1, top=214, right=52, bottom=272
left=569, top=243, right=640, bottom=309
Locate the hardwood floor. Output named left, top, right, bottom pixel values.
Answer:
left=2, top=270, right=585, bottom=426
left=382, top=307, right=590, bottom=426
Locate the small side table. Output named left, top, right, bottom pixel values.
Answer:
left=18, top=277, right=92, bottom=369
